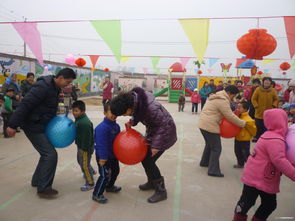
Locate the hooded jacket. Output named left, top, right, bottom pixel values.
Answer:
left=198, top=90, right=246, bottom=134
left=241, top=109, right=295, bottom=194
left=251, top=86, right=278, bottom=119
left=131, top=87, right=177, bottom=151
left=8, top=75, right=60, bottom=132
left=191, top=92, right=201, bottom=103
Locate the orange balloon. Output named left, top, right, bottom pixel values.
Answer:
left=113, top=128, right=148, bottom=165
left=220, top=118, right=241, bottom=138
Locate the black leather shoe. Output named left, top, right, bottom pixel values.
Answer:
left=208, top=173, right=224, bottom=177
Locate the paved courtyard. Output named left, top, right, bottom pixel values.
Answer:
left=0, top=98, right=294, bottom=221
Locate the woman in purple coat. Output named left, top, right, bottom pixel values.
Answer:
left=110, top=87, right=177, bottom=203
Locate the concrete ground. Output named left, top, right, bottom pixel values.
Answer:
left=0, top=99, right=294, bottom=221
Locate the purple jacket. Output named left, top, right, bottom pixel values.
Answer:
left=131, top=87, right=177, bottom=151
left=241, top=109, right=295, bottom=194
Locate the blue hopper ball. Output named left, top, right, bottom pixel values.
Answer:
left=45, top=116, right=76, bottom=148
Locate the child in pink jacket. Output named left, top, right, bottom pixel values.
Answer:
left=232, top=108, right=295, bottom=221
left=191, top=89, right=201, bottom=114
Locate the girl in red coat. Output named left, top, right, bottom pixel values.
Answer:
left=191, top=89, right=201, bottom=114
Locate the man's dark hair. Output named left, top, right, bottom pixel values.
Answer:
left=56, top=68, right=76, bottom=79
left=252, top=78, right=261, bottom=85
left=225, top=85, right=240, bottom=95
left=103, top=101, right=111, bottom=112
left=6, top=87, right=15, bottom=92
left=26, top=72, right=35, bottom=78
left=210, top=79, right=214, bottom=82
left=72, top=100, right=86, bottom=112
left=262, top=77, right=272, bottom=83
left=110, top=92, right=134, bottom=116
left=271, top=80, right=276, bottom=87
left=239, top=101, right=249, bottom=110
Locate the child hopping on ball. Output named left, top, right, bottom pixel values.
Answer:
left=92, top=101, right=121, bottom=204
left=72, top=100, right=96, bottom=191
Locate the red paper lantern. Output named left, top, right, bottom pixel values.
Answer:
left=280, top=62, right=291, bottom=71
left=169, top=62, right=186, bottom=72
left=197, top=70, right=203, bottom=75
left=237, top=29, right=277, bottom=60
left=275, top=84, right=283, bottom=92
left=257, top=71, right=263, bottom=75
left=104, top=68, right=110, bottom=72
left=75, top=58, right=86, bottom=67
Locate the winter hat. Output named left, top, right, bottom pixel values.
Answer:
left=288, top=79, right=295, bottom=87
left=194, top=88, right=198, bottom=92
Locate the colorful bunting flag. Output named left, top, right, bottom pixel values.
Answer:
left=262, top=59, right=276, bottom=65
left=180, top=57, right=190, bottom=68
left=91, top=20, right=122, bottom=63
left=209, top=58, right=219, bottom=67
left=143, top=67, right=148, bottom=74
left=89, top=55, right=100, bottom=68
left=179, top=19, right=210, bottom=63
left=12, top=22, right=44, bottom=66
left=151, top=57, right=160, bottom=69
left=121, top=56, right=131, bottom=64
left=284, top=16, right=295, bottom=59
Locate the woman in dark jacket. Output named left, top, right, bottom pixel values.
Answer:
left=110, top=87, right=177, bottom=203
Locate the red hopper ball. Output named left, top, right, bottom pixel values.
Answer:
left=113, top=127, right=148, bottom=165
left=220, top=118, right=241, bottom=138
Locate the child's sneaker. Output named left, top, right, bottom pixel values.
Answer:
left=92, top=195, right=108, bottom=204
left=106, top=185, right=122, bottom=193
left=80, top=184, right=94, bottom=191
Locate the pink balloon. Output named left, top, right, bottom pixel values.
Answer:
left=44, top=66, right=49, bottom=71
left=286, top=124, right=295, bottom=165
left=64, top=54, right=75, bottom=65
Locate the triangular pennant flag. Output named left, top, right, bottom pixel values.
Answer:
left=89, top=55, right=100, bottom=68
left=180, top=57, right=190, bottom=68
left=284, top=16, right=295, bottom=59
left=151, top=57, right=160, bottom=69
left=179, top=19, right=210, bottom=63
left=143, top=67, right=148, bottom=74
left=262, top=59, right=276, bottom=65
left=121, top=56, right=131, bottom=64
left=291, top=59, right=295, bottom=67
left=91, top=20, right=121, bottom=62
left=12, top=22, right=44, bottom=66
left=209, top=58, right=219, bottom=67
left=155, top=68, right=161, bottom=73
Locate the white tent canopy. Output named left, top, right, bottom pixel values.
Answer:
left=0, top=0, right=295, bottom=77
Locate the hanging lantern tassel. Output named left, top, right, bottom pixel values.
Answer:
left=104, top=68, right=110, bottom=72
left=75, top=58, right=86, bottom=67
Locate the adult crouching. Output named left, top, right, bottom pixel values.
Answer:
left=198, top=85, right=246, bottom=177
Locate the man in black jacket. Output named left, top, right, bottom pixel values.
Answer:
left=7, top=68, right=76, bottom=198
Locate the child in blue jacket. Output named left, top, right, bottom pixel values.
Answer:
left=92, top=102, right=121, bottom=204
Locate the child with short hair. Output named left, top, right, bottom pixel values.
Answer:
left=72, top=100, right=96, bottom=191
left=232, top=108, right=295, bottom=221
left=178, top=92, right=185, bottom=112
left=92, top=102, right=121, bottom=204
left=233, top=101, right=257, bottom=168
left=1, top=88, right=14, bottom=138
